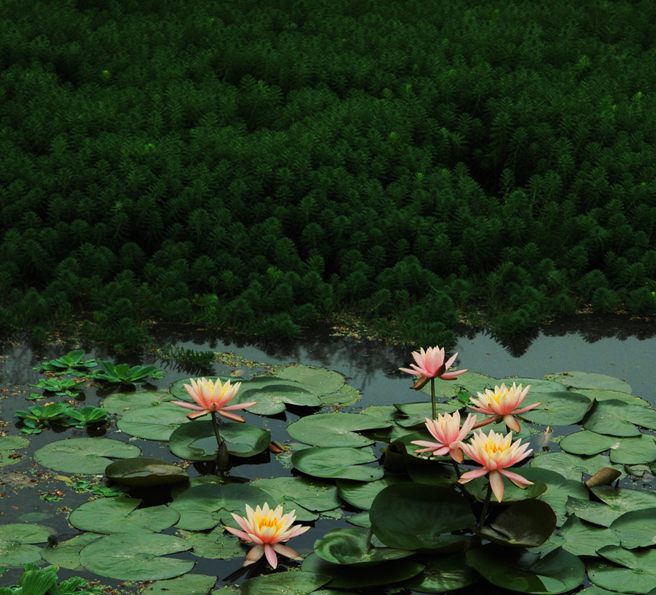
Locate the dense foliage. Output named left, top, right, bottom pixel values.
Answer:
left=1, top=0, right=656, bottom=349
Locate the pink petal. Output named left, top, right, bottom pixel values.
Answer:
left=264, top=544, right=278, bottom=568
left=441, top=369, right=468, bottom=380
left=472, top=415, right=497, bottom=429
left=231, top=513, right=253, bottom=534
left=219, top=410, right=245, bottom=423
left=244, top=545, right=264, bottom=566
left=500, top=469, right=534, bottom=489
left=172, top=400, right=205, bottom=411
left=399, top=366, right=421, bottom=377
left=222, top=401, right=257, bottom=411
left=512, top=402, right=541, bottom=414
left=411, top=440, right=443, bottom=448
left=224, top=526, right=251, bottom=542
left=458, top=467, right=489, bottom=483
left=449, top=446, right=464, bottom=463
left=273, top=543, right=302, bottom=560
left=283, top=524, right=311, bottom=539
left=443, top=352, right=458, bottom=370
left=503, top=414, right=521, bottom=433
left=489, top=471, right=505, bottom=502
left=187, top=410, right=210, bottom=420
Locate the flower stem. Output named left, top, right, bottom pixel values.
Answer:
left=211, top=411, right=231, bottom=475
left=365, top=526, right=373, bottom=552
left=477, top=483, right=492, bottom=529
left=430, top=377, right=436, bottom=420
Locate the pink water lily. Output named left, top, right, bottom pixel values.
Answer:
left=225, top=503, right=310, bottom=569
left=411, top=410, right=478, bottom=463
left=172, top=377, right=256, bottom=422
left=469, top=383, right=539, bottom=432
left=399, top=346, right=467, bottom=383
left=458, top=429, right=533, bottom=502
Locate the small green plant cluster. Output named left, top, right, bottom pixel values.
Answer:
left=1, top=1, right=656, bottom=348
left=16, top=403, right=108, bottom=434
left=0, top=564, right=104, bottom=595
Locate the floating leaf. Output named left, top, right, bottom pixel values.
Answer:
left=106, top=457, right=188, bottom=487
left=70, top=497, right=179, bottom=534
left=251, top=476, right=341, bottom=514
left=530, top=451, right=619, bottom=481
left=320, top=385, right=361, bottom=407
left=405, top=553, right=479, bottom=593
left=288, top=413, right=392, bottom=448
left=0, top=523, right=54, bottom=567
left=464, top=475, right=547, bottom=503
left=551, top=516, right=620, bottom=556
left=544, top=372, right=631, bottom=393
left=169, top=420, right=270, bottom=460
left=41, top=533, right=102, bottom=570
left=567, top=486, right=656, bottom=527
left=466, top=545, right=585, bottom=594
left=337, top=477, right=405, bottom=511
left=480, top=500, right=556, bottom=548
left=179, top=527, right=243, bottom=560
left=241, top=571, right=331, bottom=595
left=80, top=532, right=193, bottom=581
left=584, top=399, right=656, bottom=436
left=371, top=484, right=474, bottom=550
left=275, top=365, right=345, bottom=401
left=393, top=401, right=460, bottom=428
left=590, top=545, right=656, bottom=594
left=421, top=372, right=497, bottom=399
left=576, top=388, right=649, bottom=406
left=314, top=528, right=413, bottom=566
left=292, top=447, right=383, bottom=482
left=102, top=391, right=172, bottom=415
left=560, top=431, right=656, bottom=465
left=142, top=574, right=217, bottom=594
left=239, top=376, right=320, bottom=415
left=0, top=436, right=29, bottom=468
left=610, top=508, right=656, bottom=548
left=35, top=438, right=140, bottom=474
left=520, top=391, right=593, bottom=426
left=117, top=402, right=190, bottom=441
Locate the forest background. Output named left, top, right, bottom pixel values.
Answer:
left=1, top=0, right=655, bottom=352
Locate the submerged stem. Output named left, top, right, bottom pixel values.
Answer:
left=478, top=483, right=493, bottom=529
left=430, top=377, right=436, bottom=420
left=365, top=526, right=374, bottom=552
left=211, top=411, right=231, bottom=475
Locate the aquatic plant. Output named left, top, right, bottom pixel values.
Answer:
left=36, top=350, right=97, bottom=374
left=92, top=361, right=165, bottom=386
left=410, top=410, right=477, bottom=462
left=469, top=382, right=540, bottom=432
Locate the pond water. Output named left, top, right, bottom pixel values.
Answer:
left=1, top=316, right=656, bottom=593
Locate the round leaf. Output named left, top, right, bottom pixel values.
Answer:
left=520, top=391, right=592, bottom=426
left=142, top=574, right=217, bottom=594
left=35, top=437, right=140, bottom=474
left=560, top=431, right=656, bottom=465
left=251, top=476, right=340, bottom=513
left=0, top=523, right=54, bottom=567
left=0, top=436, right=29, bottom=468
left=102, top=391, right=171, bottom=415
left=241, top=571, right=331, bottom=595
left=337, top=477, right=405, bottom=511
left=288, top=413, right=392, bottom=448
left=314, top=528, right=413, bottom=566
left=41, top=533, right=102, bottom=570
left=480, top=500, right=556, bottom=548
left=405, top=553, right=479, bottom=593
left=106, top=457, right=188, bottom=487
left=590, top=545, right=656, bottom=594
left=291, top=447, right=383, bottom=482
left=610, top=508, right=656, bottom=548
left=544, top=372, right=631, bottom=393
left=179, top=527, right=243, bottom=560
left=530, top=451, right=619, bottom=481
left=275, top=365, right=344, bottom=397
left=370, top=484, right=474, bottom=550
left=117, top=402, right=190, bottom=441
left=239, top=377, right=320, bottom=415
left=551, top=516, right=620, bottom=556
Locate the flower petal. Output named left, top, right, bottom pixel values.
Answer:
left=244, top=545, right=264, bottom=566
left=273, top=543, right=302, bottom=560
left=264, top=544, right=278, bottom=569
left=489, top=471, right=505, bottom=502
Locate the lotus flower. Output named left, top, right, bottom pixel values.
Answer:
left=458, top=429, right=533, bottom=502
left=469, top=383, right=539, bottom=432
left=411, top=411, right=478, bottom=463
left=399, top=346, right=467, bottom=383
left=172, top=377, right=256, bottom=422
left=225, top=503, right=310, bottom=568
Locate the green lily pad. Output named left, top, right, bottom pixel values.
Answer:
left=117, top=402, right=190, bottom=441
left=567, top=486, right=656, bottom=527
left=610, top=508, right=656, bottom=548
left=142, top=574, right=217, bottom=594
left=241, top=571, right=331, bottom=595
left=370, top=484, right=474, bottom=550
left=179, top=527, right=243, bottom=560
left=337, top=477, right=406, bottom=511
left=238, top=376, right=320, bottom=415
left=393, top=401, right=460, bottom=428
left=519, top=391, right=593, bottom=426
left=530, top=451, right=619, bottom=481
left=544, top=372, right=631, bottom=393
left=80, top=532, right=193, bottom=581
left=0, top=523, right=54, bottom=567
left=251, top=476, right=341, bottom=514
left=314, top=528, right=413, bottom=566
left=420, top=372, right=497, bottom=399
left=70, top=497, right=179, bottom=534
left=275, top=365, right=345, bottom=401
left=590, top=545, right=656, bottom=594
left=550, top=515, right=620, bottom=556
left=498, top=378, right=567, bottom=393
left=464, top=475, right=547, bottom=503
left=288, top=413, right=392, bottom=448
left=35, top=437, right=140, bottom=474
left=302, top=553, right=424, bottom=589
left=320, top=385, right=361, bottom=407
left=405, top=553, right=479, bottom=593
left=466, top=545, right=585, bottom=594
left=41, top=533, right=103, bottom=570
left=480, top=500, right=556, bottom=548
left=560, top=431, right=656, bottom=465
left=106, top=457, right=189, bottom=487
left=0, top=436, right=29, bottom=468
left=585, top=399, right=656, bottom=435
left=291, top=447, right=383, bottom=482
left=172, top=483, right=275, bottom=531
left=169, top=420, right=271, bottom=460
left=102, top=391, right=172, bottom=415
left=575, top=388, right=650, bottom=406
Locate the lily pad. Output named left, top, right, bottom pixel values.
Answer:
left=370, top=484, right=474, bottom=550
left=238, top=376, right=320, bottom=415
left=466, top=545, right=585, bottom=594
left=241, top=571, right=331, bottom=595
left=590, top=545, right=656, bottom=594
left=251, top=476, right=341, bottom=515
left=560, top=431, right=656, bottom=465
left=464, top=475, right=547, bottom=503
left=117, top=402, right=190, bottom=441
left=0, top=436, right=29, bottom=468
left=584, top=399, right=656, bottom=435
left=314, top=528, right=413, bottom=566
left=172, top=483, right=275, bottom=531
left=102, top=391, right=172, bottom=415
left=106, top=457, right=189, bottom=487
left=169, top=420, right=270, bottom=460
left=288, top=413, right=392, bottom=448
left=421, top=372, right=497, bottom=399
left=70, top=497, right=179, bottom=534
left=142, top=574, right=217, bottom=594
left=405, top=553, right=479, bottom=593
left=480, top=500, right=556, bottom=548
left=41, top=533, right=103, bottom=570
left=320, top=385, right=361, bottom=407
left=610, top=508, right=656, bottom=548
left=35, top=437, right=140, bottom=474
left=291, top=447, right=384, bottom=482
left=393, top=401, right=460, bottom=428
left=550, top=516, right=620, bottom=556
left=530, top=451, right=619, bottom=481
left=80, top=532, right=193, bottom=581
left=544, top=371, right=631, bottom=393
left=337, top=477, right=406, bottom=511
left=567, top=486, right=656, bottom=527
left=519, top=391, right=593, bottom=426
left=0, top=523, right=54, bottom=567
left=275, top=365, right=346, bottom=401
left=179, top=527, right=243, bottom=560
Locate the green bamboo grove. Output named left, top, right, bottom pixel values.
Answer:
left=1, top=0, right=656, bottom=350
